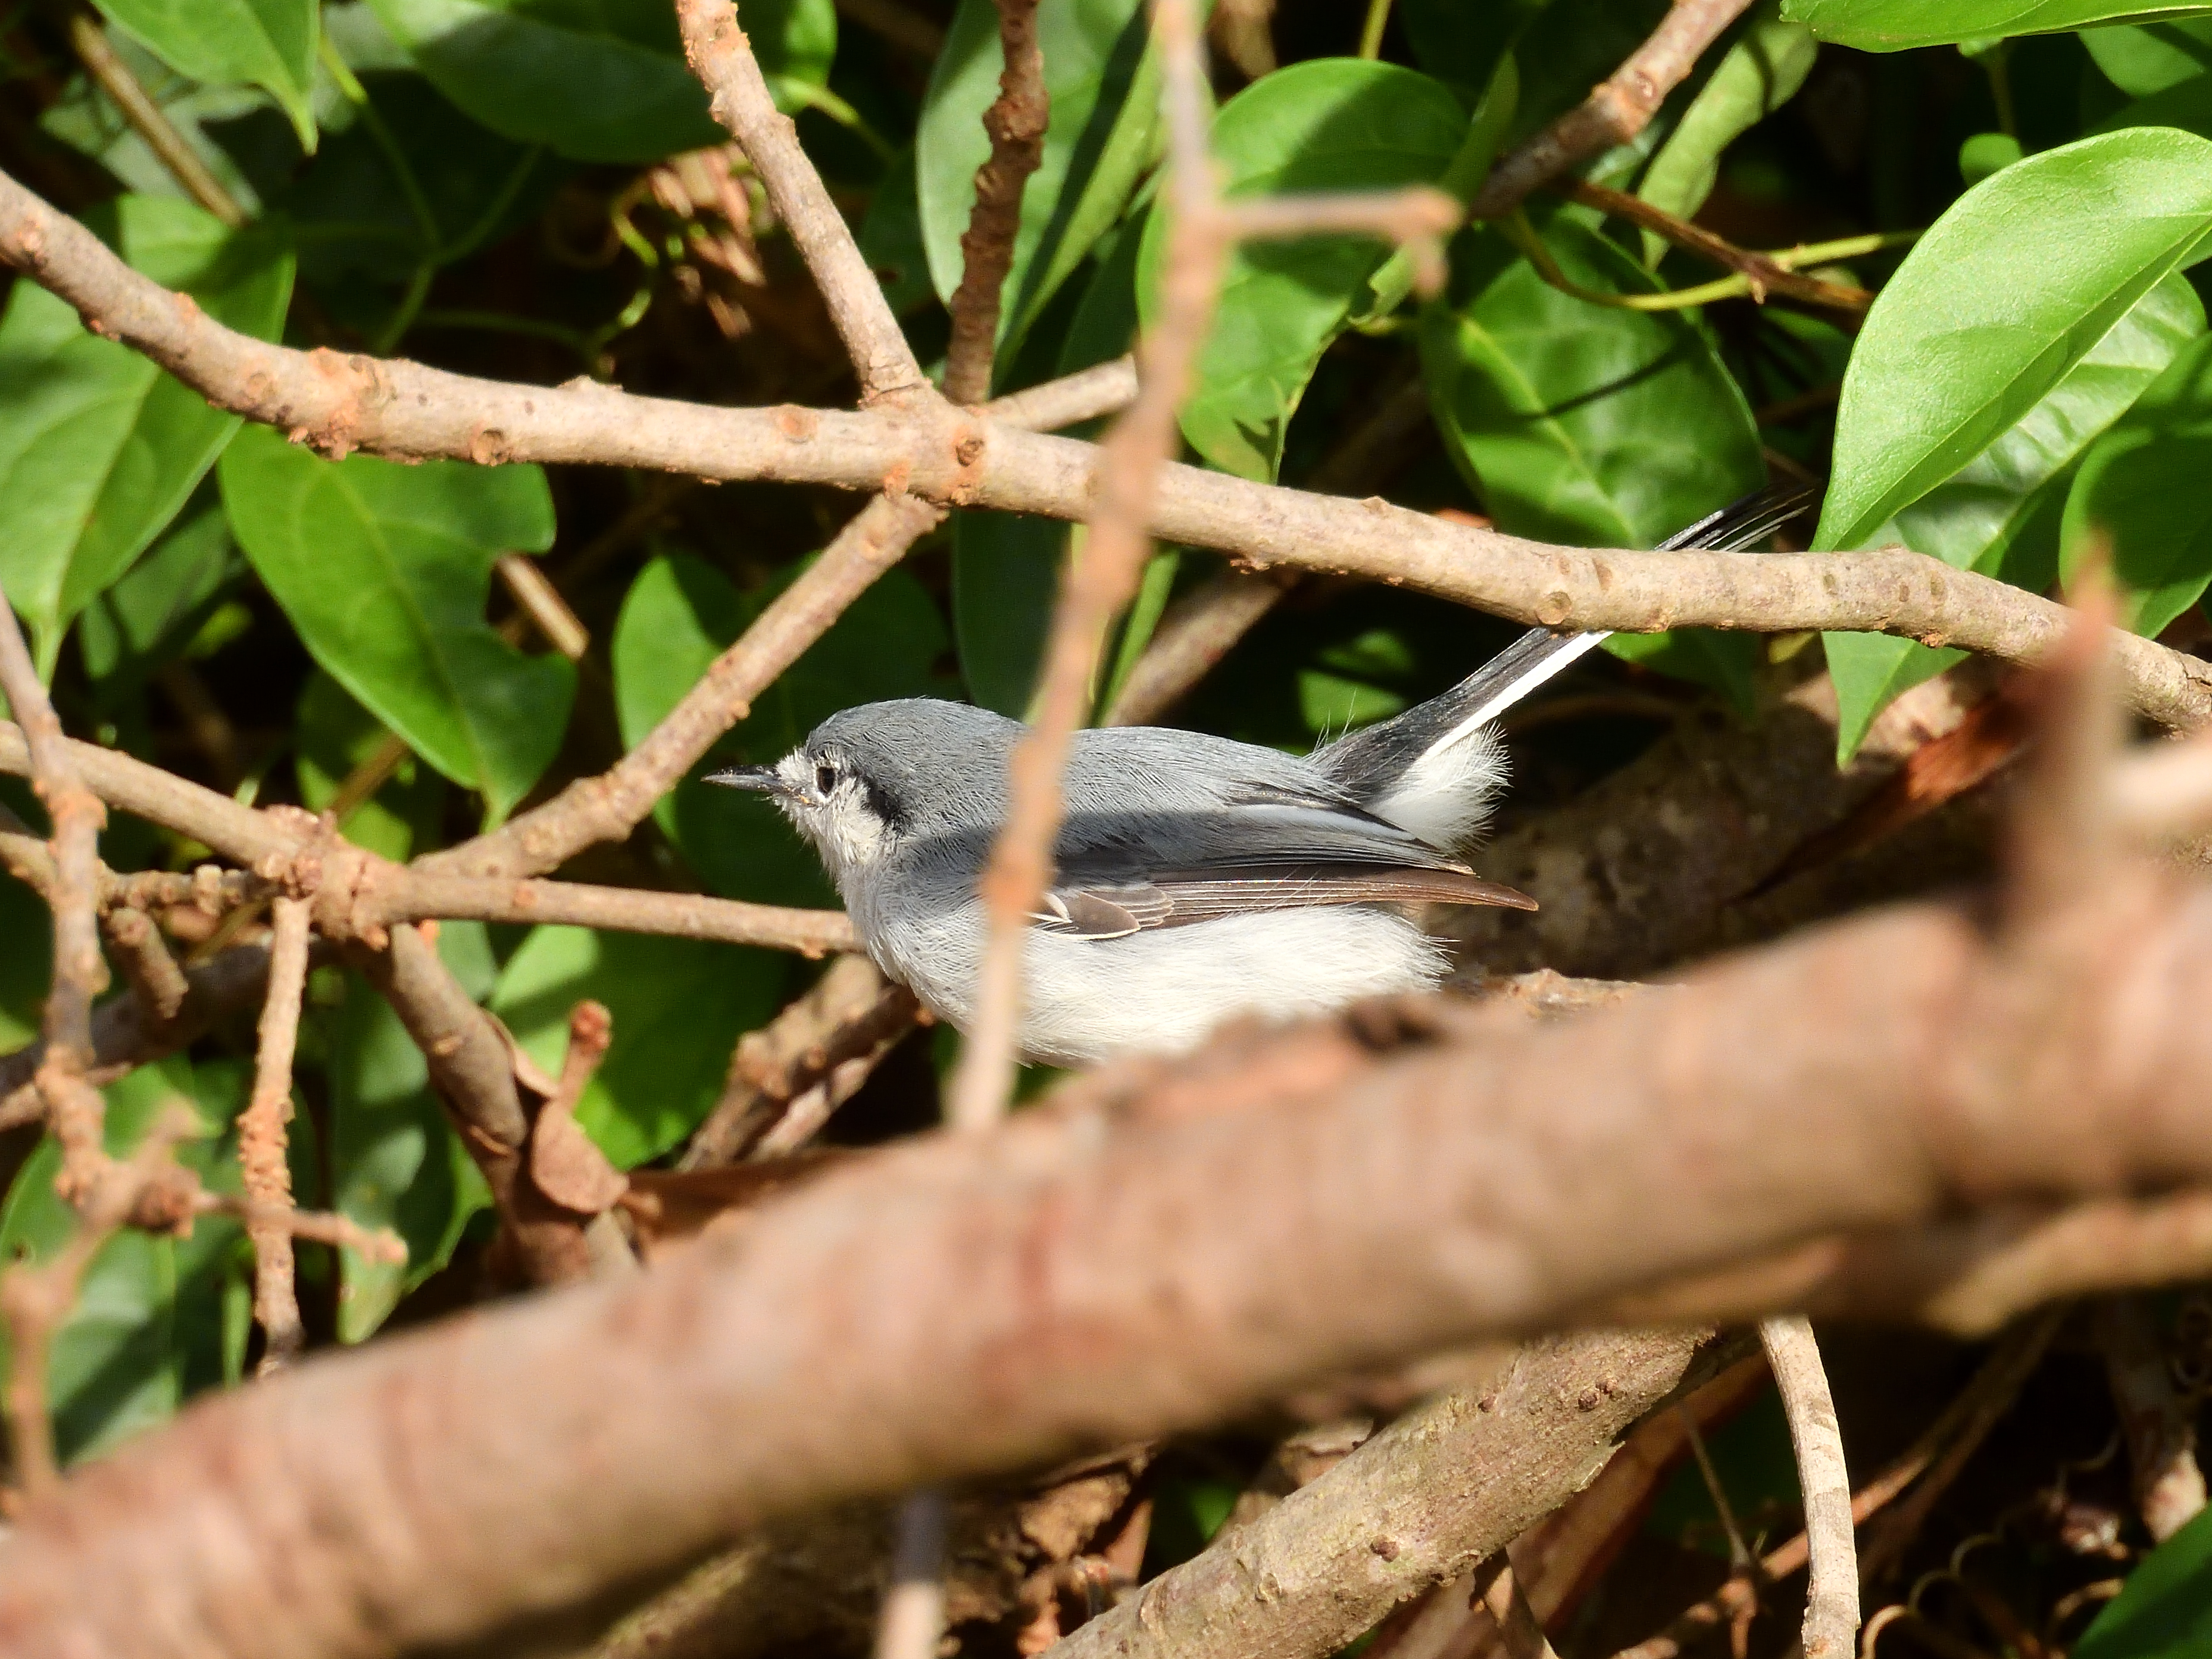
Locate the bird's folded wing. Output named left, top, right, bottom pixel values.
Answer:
left=1031, top=864, right=1537, bottom=941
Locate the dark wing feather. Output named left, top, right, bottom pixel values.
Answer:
left=1032, top=864, right=1536, bottom=939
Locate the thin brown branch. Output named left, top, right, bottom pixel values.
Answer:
left=1483, top=1567, right=1563, bottom=1659
left=2095, top=1296, right=2207, bottom=1543
left=0, top=580, right=107, bottom=1194
left=98, top=907, right=188, bottom=1026
left=676, top=0, right=926, bottom=401
left=979, top=355, right=1139, bottom=433
left=495, top=554, right=591, bottom=660
left=1562, top=179, right=1873, bottom=311
left=1612, top=1311, right=2061, bottom=1659
left=0, top=165, right=2206, bottom=739
left=682, top=954, right=920, bottom=1169
left=1470, top=0, right=1759, bottom=220
left=60, top=5, right=245, bottom=227
left=239, top=896, right=311, bottom=1376
left=527, top=1001, right=629, bottom=1220
left=1760, top=1316, right=1858, bottom=1658
left=833, top=0, right=946, bottom=58
left=942, top=0, right=1048, bottom=405
left=1102, top=566, right=1295, bottom=726
left=948, top=0, right=1227, bottom=1128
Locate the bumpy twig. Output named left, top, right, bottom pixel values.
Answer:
left=1759, top=1316, right=1858, bottom=1658
left=946, top=0, right=1231, bottom=1130
left=1562, top=179, right=1874, bottom=311
left=942, top=0, right=1049, bottom=404
left=1470, top=0, right=1759, bottom=219
left=1, top=166, right=2208, bottom=736
left=239, top=896, right=313, bottom=1374
left=2095, top=1297, right=2208, bottom=1544
left=676, top=0, right=925, bottom=401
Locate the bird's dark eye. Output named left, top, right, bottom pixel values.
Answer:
left=816, top=763, right=838, bottom=795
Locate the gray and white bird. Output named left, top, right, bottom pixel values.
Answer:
left=712, top=487, right=1807, bottom=1064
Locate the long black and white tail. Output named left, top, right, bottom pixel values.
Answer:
left=1317, top=484, right=1815, bottom=849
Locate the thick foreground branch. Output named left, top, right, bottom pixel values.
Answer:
left=7, top=853, right=2212, bottom=1652
left=1, top=165, right=2203, bottom=735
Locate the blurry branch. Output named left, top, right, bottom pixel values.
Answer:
left=1470, top=0, right=1758, bottom=220
left=58, top=5, right=245, bottom=227
left=238, top=896, right=311, bottom=1375
left=1050, top=1330, right=1727, bottom=1659
left=17, top=677, right=2212, bottom=1651
left=946, top=0, right=1228, bottom=1132
left=941, top=0, right=1048, bottom=404
left=495, top=554, right=591, bottom=660
left=1758, top=1317, right=1858, bottom=1658
left=677, top=0, right=926, bottom=400
left=1104, top=566, right=1296, bottom=726
left=832, top=0, right=946, bottom=58
left=2095, top=1296, right=2208, bottom=1544
left=1560, top=180, right=1888, bottom=311
left=1611, top=1311, right=2062, bottom=1659
left=0, top=585, right=108, bottom=1192
left=98, top=907, right=189, bottom=1026
left=2, top=165, right=2208, bottom=733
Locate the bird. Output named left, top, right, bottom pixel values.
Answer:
left=711, top=486, right=1810, bottom=1065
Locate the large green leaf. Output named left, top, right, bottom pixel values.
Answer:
left=611, top=551, right=949, bottom=903
left=369, top=0, right=833, bottom=163
left=1814, top=128, right=2212, bottom=557
left=2061, top=327, right=2212, bottom=635
left=95, top=0, right=318, bottom=149
left=219, top=425, right=570, bottom=824
left=0, top=1060, right=247, bottom=1464
left=1785, top=0, right=2212, bottom=48
left=2073, top=1501, right=2212, bottom=1659
left=1420, top=214, right=1766, bottom=705
left=2084, top=18, right=2212, bottom=92
left=1636, top=8, right=1817, bottom=265
left=1827, top=270, right=2204, bottom=752
left=0, top=196, right=291, bottom=673
left=917, top=0, right=1163, bottom=362
left=488, top=924, right=783, bottom=1169
left=76, top=505, right=239, bottom=694
left=326, top=925, right=496, bottom=1343
left=1399, top=0, right=1547, bottom=96
left=295, top=670, right=448, bottom=863
left=1139, top=60, right=1466, bottom=482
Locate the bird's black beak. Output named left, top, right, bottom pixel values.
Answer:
left=704, top=765, right=788, bottom=796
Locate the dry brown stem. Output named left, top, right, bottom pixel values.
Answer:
left=8, top=823, right=2212, bottom=1653
left=676, top=0, right=925, bottom=401
left=495, top=554, right=591, bottom=660
left=1563, top=180, right=1873, bottom=310
left=1051, top=1332, right=1720, bottom=1659
left=0, top=167, right=2206, bottom=735
left=1102, top=566, right=1296, bottom=726
left=2095, top=1296, right=2207, bottom=1544
left=239, top=896, right=311, bottom=1375
left=61, top=6, right=245, bottom=227
left=946, top=0, right=1228, bottom=1130
left=942, top=0, right=1049, bottom=405
left=980, top=354, right=1139, bottom=433
left=1760, top=1316, right=1858, bottom=1657
left=0, top=583, right=107, bottom=1194
left=1471, top=0, right=1760, bottom=220
left=683, top=955, right=921, bottom=1169
left=98, top=907, right=188, bottom=1026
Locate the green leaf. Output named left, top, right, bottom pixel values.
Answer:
left=295, top=670, right=448, bottom=862
left=916, top=0, right=1163, bottom=361
left=2063, top=327, right=2212, bottom=635
left=1139, top=60, right=1467, bottom=482
left=1783, top=0, right=2212, bottom=51
left=1814, top=128, right=2212, bottom=556
left=1508, top=0, right=1671, bottom=139
left=2084, top=17, right=2212, bottom=92
left=219, top=425, right=570, bottom=824
left=611, top=552, right=948, bottom=902
left=1827, top=270, right=2204, bottom=754
left=1420, top=216, right=1767, bottom=708
left=76, top=505, right=237, bottom=692
left=1637, top=9, right=1817, bottom=264
left=0, top=1060, right=245, bottom=1464
left=859, top=145, right=937, bottom=318
left=488, top=925, right=783, bottom=1169
left=0, top=864, right=49, bottom=1050
left=0, top=196, right=292, bottom=672
left=369, top=0, right=832, bottom=163
left=95, top=0, right=318, bottom=150
left=2073, top=1501, right=2212, bottom=1659
left=1399, top=0, right=1548, bottom=96
left=954, top=511, right=1066, bottom=715
left=326, top=929, right=493, bottom=1342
